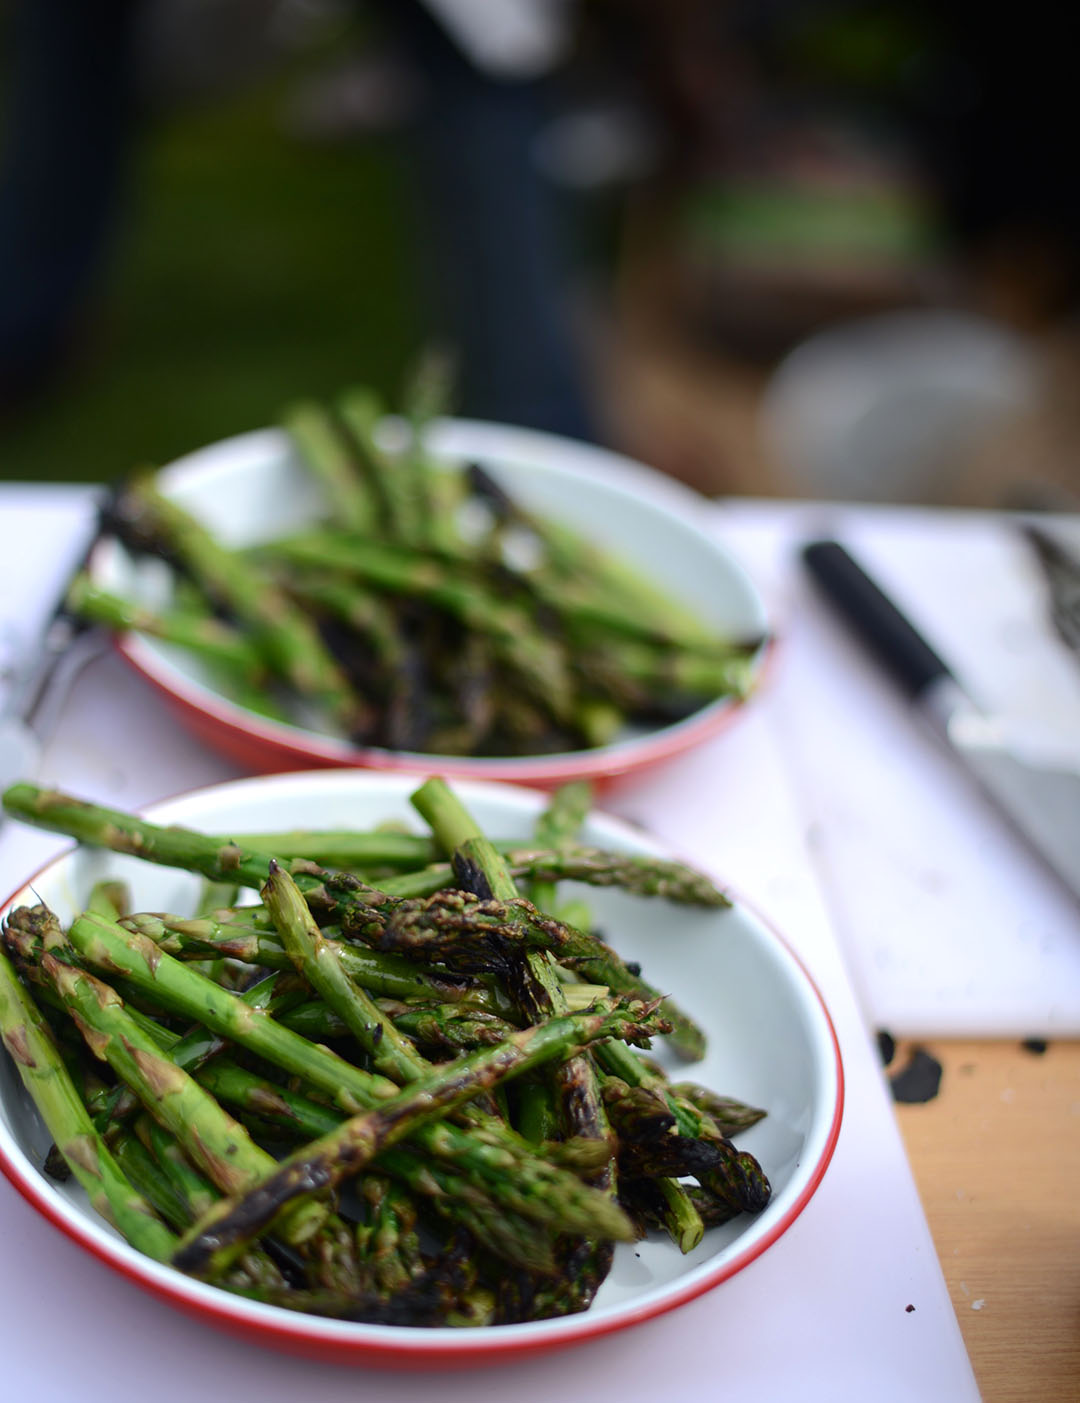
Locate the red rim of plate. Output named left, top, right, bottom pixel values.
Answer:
left=0, top=775, right=842, bottom=1367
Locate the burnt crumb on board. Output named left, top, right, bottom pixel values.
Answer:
left=1021, top=1037, right=1048, bottom=1055
left=876, top=1029, right=897, bottom=1067
left=889, top=1047, right=943, bottom=1104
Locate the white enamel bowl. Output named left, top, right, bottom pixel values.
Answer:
left=0, top=771, right=842, bottom=1366
left=89, top=420, right=770, bottom=786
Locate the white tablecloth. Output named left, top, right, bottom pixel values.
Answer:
left=0, top=483, right=1003, bottom=1401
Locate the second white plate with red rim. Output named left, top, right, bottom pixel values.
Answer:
left=88, top=419, right=771, bottom=786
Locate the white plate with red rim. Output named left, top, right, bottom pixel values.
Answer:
left=88, top=419, right=771, bottom=786
left=0, top=770, right=842, bottom=1366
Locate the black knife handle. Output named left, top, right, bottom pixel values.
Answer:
left=802, top=539, right=952, bottom=700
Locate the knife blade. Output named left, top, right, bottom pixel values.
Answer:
left=802, top=538, right=1080, bottom=905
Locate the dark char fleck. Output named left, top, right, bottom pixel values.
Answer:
left=876, top=1029, right=897, bottom=1067
left=889, top=1047, right=943, bottom=1104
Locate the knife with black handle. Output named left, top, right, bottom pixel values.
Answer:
left=803, top=538, right=1080, bottom=906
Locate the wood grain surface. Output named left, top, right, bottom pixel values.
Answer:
left=893, top=1039, right=1080, bottom=1403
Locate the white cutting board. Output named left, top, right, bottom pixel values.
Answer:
left=717, top=500, right=1080, bottom=1039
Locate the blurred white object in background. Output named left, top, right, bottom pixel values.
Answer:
left=421, top=0, right=572, bottom=77
left=760, top=310, right=1041, bottom=502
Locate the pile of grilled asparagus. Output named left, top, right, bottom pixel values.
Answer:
left=67, top=382, right=763, bottom=756
left=0, top=777, right=770, bottom=1326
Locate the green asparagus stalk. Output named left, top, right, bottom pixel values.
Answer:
left=463, top=461, right=720, bottom=648
left=1, top=786, right=710, bottom=1044
left=641, top=1176, right=705, bottom=1253
left=264, top=860, right=578, bottom=1146
left=571, top=629, right=760, bottom=704
left=111, top=1127, right=195, bottom=1233
left=357, top=1173, right=425, bottom=1295
left=338, top=386, right=427, bottom=547
left=152, top=971, right=283, bottom=1083
left=412, top=777, right=618, bottom=1304
left=121, top=910, right=518, bottom=1018
left=130, top=1113, right=291, bottom=1292
left=209, top=827, right=440, bottom=869
left=0, top=947, right=177, bottom=1261
left=173, top=999, right=656, bottom=1277
left=669, top=1083, right=768, bottom=1137
left=195, top=1057, right=342, bottom=1139
left=114, top=474, right=366, bottom=733
left=215, top=988, right=583, bottom=1050
left=0, top=786, right=400, bottom=943
left=532, top=781, right=593, bottom=850
left=282, top=575, right=435, bottom=752
left=366, top=843, right=727, bottom=908
left=374, top=882, right=707, bottom=1060
left=506, top=847, right=729, bottom=907
left=386, top=1003, right=517, bottom=1054
left=65, top=574, right=266, bottom=683
left=1, top=784, right=702, bottom=1057
left=3, top=902, right=190, bottom=1052
left=594, top=1036, right=770, bottom=1214
left=262, top=859, right=427, bottom=1085
left=1, top=784, right=302, bottom=887
left=191, top=1058, right=561, bottom=1273
left=38, top=950, right=332, bottom=1250
left=523, top=781, right=591, bottom=932
left=63, top=908, right=641, bottom=1243
left=85, top=880, right=130, bottom=920
left=134, top=1113, right=217, bottom=1221
left=282, top=399, right=376, bottom=533
left=536, top=572, right=757, bottom=659
left=77, top=970, right=279, bottom=1144
left=263, top=535, right=579, bottom=724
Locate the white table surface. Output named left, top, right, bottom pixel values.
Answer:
left=0, top=481, right=1017, bottom=1401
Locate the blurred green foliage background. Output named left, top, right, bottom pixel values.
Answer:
left=0, top=63, right=421, bottom=483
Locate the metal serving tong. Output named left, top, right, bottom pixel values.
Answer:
left=0, top=491, right=113, bottom=800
